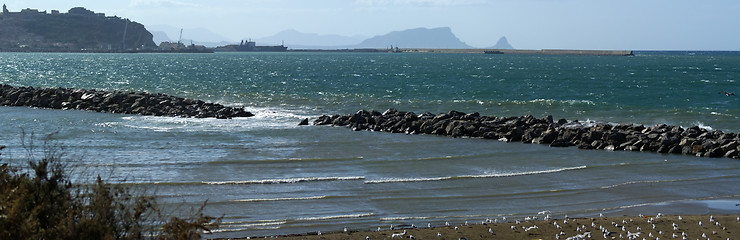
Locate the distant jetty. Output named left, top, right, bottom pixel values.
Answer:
left=289, top=48, right=634, bottom=56
left=0, top=84, right=253, bottom=119
left=312, top=109, right=740, bottom=159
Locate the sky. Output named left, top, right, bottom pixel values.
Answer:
left=3, top=0, right=740, bottom=50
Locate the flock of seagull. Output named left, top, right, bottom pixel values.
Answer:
left=356, top=212, right=738, bottom=240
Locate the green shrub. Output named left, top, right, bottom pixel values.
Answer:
left=0, top=133, right=220, bottom=239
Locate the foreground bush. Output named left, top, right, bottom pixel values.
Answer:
left=0, top=135, right=220, bottom=239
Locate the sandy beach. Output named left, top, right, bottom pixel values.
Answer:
left=227, top=214, right=740, bottom=240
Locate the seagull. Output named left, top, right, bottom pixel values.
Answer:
left=366, top=236, right=370, bottom=240
left=489, top=228, right=493, bottom=234
left=653, top=224, right=656, bottom=229
left=678, top=216, right=682, bottom=221
left=437, top=232, right=442, bottom=238
left=702, top=233, right=707, bottom=238
left=445, top=221, right=450, bottom=226
left=699, top=221, right=703, bottom=227
left=455, top=226, right=459, bottom=231
left=427, top=223, right=431, bottom=228
left=719, top=91, right=736, bottom=96
left=344, top=227, right=348, bottom=232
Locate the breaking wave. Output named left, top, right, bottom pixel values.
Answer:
left=364, top=166, right=587, bottom=184
left=204, top=176, right=365, bottom=185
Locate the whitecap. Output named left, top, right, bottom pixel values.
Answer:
left=203, top=176, right=365, bottom=185
left=365, top=166, right=587, bottom=184
left=230, top=196, right=329, bottom=202
left=293, top=213, right=375, bottom=221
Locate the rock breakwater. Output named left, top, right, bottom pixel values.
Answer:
left=313, top=109, right=740, bottom=159
left=0, top=84, right=253, bottom=119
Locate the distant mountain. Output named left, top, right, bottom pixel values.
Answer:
left=146, top=25, right=234, bottom=47
left=150, top=31, right=171, bottom=45
left=488, top=36, right=514, bottom=49
left=0, top=6, right=155, bottom=51
left=354, top=27, right=472, bottom=49
left=254, top=29, right=365, bottom=48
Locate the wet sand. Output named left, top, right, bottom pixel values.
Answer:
left=228, top=214, right=739, bottom=240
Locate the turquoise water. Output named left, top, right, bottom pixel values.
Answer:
left=1, top=52, right=739, bottom=237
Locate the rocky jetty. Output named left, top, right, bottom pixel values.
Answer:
left=0, top=84, right=253, bottom=119
left=313, top=109, right=740, bottom=159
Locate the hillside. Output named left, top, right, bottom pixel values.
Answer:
left=0, top=6, right=155, bottom=51
left=355, top=27, right=472, bottom=49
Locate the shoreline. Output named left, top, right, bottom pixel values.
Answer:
left=212, top=198, right=740, bottom=239
left=220, top=214, right=740, bottom=240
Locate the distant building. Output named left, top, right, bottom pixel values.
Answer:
left=3, top=4, right=8, bottom=14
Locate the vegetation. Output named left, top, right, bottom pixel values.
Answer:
left=0, top=133, right=220, bottom=239
left=0, top=7, right=155, bottom=50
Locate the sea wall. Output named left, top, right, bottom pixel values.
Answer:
left=0, top=84, right=253, bottom=119
left=312, top=109, right=740, bottom=159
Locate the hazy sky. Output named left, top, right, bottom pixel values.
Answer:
left=4, top=0, right=739, bottom=50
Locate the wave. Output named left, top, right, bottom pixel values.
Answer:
left=210, top=220, right=287, bottom=233
left=509, top=99, right=596, bottom=106
left=364, top=166, right=587, bottom=184
left=230, top=195, right=331, bottom=202
left=600, top=175, right=740, bottom=189
left=208, top=156, right=365, bottom=165
left=203, top=176, right=365, bottom=185
left=292, top=213, right=375, bottom=222
left=110, top=106, right=312, bottom=133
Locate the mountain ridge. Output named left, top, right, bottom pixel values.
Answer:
left=355, top=27, right=472, bottom=49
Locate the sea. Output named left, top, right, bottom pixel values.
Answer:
left=1, top=51, right=739, bottom=238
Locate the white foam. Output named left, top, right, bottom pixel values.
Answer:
left=293, top=213, right=375, bottom=221
left=695, top=122, right=714, bottom=131
left=109, top=106, right=313, bottom=132
left=203, top=176, right=365, bottom=185
left=365, top=166, right=587, bottom=184
left=230, top=196, right=329, bottom=202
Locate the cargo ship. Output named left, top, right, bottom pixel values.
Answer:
left=236, top=40, right=287, bottom=52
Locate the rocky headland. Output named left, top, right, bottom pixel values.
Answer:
left=0, top=84, right=253, bottom=119
left=312, top=109, right=740, bottom=159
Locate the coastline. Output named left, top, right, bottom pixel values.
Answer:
left=214, top=198, right=740, bottom=239
left=223, top=214, right=740, bottom=240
